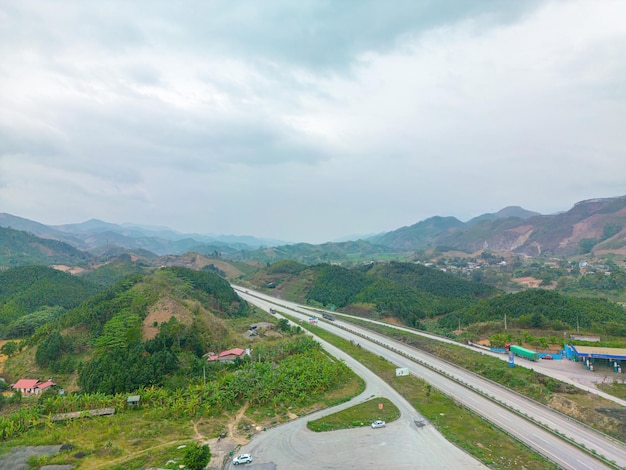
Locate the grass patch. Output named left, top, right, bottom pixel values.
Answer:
left=290, top=316, right=559, bottom=470
left=0, top=409, right=202, bottom=469
left=597, top=382, right=626, bottom=400
left=307, top=397, right=399, bottom=432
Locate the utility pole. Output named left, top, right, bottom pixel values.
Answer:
left=504, top=313, right=507, bottom=330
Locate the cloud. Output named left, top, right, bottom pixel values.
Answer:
left=0, top=0, right=625, bottom=243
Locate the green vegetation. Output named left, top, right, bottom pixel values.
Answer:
left=265, top=259, right=307, bottom=275
left=230, top=240, right=399, bottom=265
left=0, top=265, right=101, bottom=337
left=4, top=266, right=255, bottom=396
left=82, top=255, right=150, bottom=287
left=183, top=443, right=211, bottom=470
left=0, top=226, right=92, bottom=267
left=247, top=259, right=626, bottom=338
left=307, top=397, right=399, bottom=432
left=597, top=382, right=626, bottom=400
left=307, top=264, right=371, bottom=307
left=34, top=267, right=251, bottom=393
left=443, top=288, right=626, bottom=335
left=247, top=260, right=496, bottom=328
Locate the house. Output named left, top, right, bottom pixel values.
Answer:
left=36, top=381, right=55, bottom=393
left=206, top=348, right=248, bottom=363
left=11, top=379, right=56, bottom=395
left=127, top=395, right=140, bottom=407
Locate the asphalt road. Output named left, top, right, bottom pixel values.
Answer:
left=336, top=312, right=626, bottom=408
left=227, top=293, right=488, bottom=469
left=235, top=288, right=626, bottom=470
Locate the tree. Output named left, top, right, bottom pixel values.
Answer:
left=35, top=332, right=67, bottom=367
left=0, top=341, right=19, bottom=357
left=277, top=318, right=290, bottom=332
left=183, top=443, right=211, bottom=470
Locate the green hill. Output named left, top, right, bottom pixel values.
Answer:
left=229, top=239, right=398, bottom=265
left=444, top=288, right=626, bottom=336
left=0, top=226, right=92, bottom=267
left=14, top=267, right=251, bottom=394
left=0, top=265, right=101, bottom=337
left=82, top=254, right=152, bottom=287
left=247, top=261, right=497, bottom=327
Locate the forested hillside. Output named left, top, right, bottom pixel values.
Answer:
left=81, top=254, right=151, bottom=287
left=24, top=267, right=250, bottom=393
left=443, top=289, right=626, bottom=336
left=0, top=226, right=92, bottom=267
left=246, top=260, right=626, bottom=337
left=228, top=239, right=397, bottom=265
left=246, top=261, right=497, bottom=327
left=0, top=265, right=101, bottom=337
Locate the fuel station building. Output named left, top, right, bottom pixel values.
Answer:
left=565, top=345, right=626, bottom=373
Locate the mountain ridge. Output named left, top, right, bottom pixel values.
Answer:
left=370, top=196, right=626, bottom=257
left=2, top=195, right=626, bottom=264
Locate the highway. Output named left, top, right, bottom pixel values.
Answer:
left=227, top=298, right=488, bottom=469
left=235, top=287, right=626, bottom=470
left=334, top=311, right=626, bottom=408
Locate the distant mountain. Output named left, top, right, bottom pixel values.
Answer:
left=371, top=196, right=626, bottom=257
left=368, top=216, right=465, bottom=251
left=467, top=206, right=541, bottom=225
left=0, top=226, right=93, bottom=267
left=0, top=213, right=286, bottom=256
left=229, top=239, right=395, bottom=265
left=0, top=213, right=85, bottom=246
left=4, top=195, right=626, bottom=263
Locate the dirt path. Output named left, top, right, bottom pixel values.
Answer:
left=92, top=438, right=191, bottom=469
left=88, top=403, right=260, bottom=469
left=226, top=402, right=250, bottom=444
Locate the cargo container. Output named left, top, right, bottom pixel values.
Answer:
left=509, top=344, right=539, bottom=361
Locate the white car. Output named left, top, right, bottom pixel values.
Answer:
left=371, top=420, right=386, bottom=429
left=233, top=453, right=253, bottom=465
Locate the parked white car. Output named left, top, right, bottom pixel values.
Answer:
left=233, top=453, right=253, bottom=465
left=371, top=420, right=386, bottom=429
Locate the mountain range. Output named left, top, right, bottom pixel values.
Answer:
left=1, top=195, right=625, bottom=266
left=0, top=213, right=285, bottom=256
left=375, top=197, right=626, bottom=257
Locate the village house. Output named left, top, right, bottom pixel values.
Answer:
left=11, top=379, right=55, bottom=395
left=206, top=348, right=249, bottom=363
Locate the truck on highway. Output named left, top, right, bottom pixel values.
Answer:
left=322, top=312, right=335, bottom=321
left=507, top=344, right=539, bottom=361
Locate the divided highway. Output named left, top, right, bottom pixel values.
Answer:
left=228, top=298, right=488, bottom=469
left=235, top=287, right=626, bottom=470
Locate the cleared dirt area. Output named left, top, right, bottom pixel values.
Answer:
left=142, top=298, right=196, bottom=340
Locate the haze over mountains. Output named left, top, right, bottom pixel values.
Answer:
left=2, top=195, right=626, bottom=264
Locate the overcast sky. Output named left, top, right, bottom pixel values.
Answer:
left=1, top=1, right=625, bottom=244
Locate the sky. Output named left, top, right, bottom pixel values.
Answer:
left=1, top=1, right=625, bottom=244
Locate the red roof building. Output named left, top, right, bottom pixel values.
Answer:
left=11, top=379, right=56, bottom=395
left=207, top=348, right=248, bottom=362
